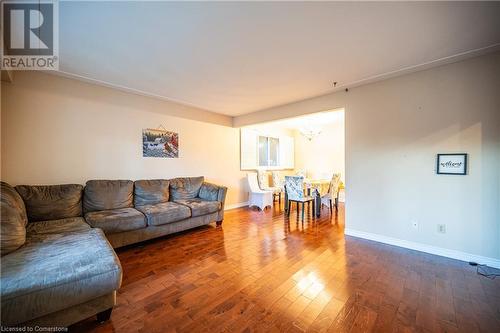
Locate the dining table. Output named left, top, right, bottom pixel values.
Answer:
left=284, top=178, right=341, bottom=217
left=305, top=178, right=331, bottom=217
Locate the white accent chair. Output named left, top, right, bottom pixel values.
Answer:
left=321, top=173, right=342, bottom=214
left=247, top=173, right=273, bottom=211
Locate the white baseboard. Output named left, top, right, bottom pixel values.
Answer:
left=345, top=228, right=500, bottom=269
left=224, top=201, right=249, bottom=210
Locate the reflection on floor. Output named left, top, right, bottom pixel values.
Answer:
left=73, top=203, right=500, bottom=332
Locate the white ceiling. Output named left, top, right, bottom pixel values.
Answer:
left=58, top=1, right=500, bottom=116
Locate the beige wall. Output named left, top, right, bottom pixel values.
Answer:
left=2, top=53, right=499, bottom=263
left=1, top=72, right=248, bottom=207
left=235, top=52, right=500, bottom=262
left=293, top=110, right=345, bottom=184
left=346, top=53, right=500, bottom=262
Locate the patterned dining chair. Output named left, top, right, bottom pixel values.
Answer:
left=256, top=169, right=269, bottom=189
left=320, top=173, right=341, bottom=214
left=271, top=171, right=283, bottom=189
left=270, top=171, right=283, bottom=204
left=257, top=169, right=282, bottom=204
left=295, top=169, right=307, bottom=177
left=284, top=176, right=315, bottom=221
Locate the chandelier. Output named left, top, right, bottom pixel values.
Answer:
left=299, top=127, right=322, bottom=141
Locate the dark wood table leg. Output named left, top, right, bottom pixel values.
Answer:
left=315, top=189, right=321, bottom=217
left=284, top=190, right=288, bottom=213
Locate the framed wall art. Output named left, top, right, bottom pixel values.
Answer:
left=436, top=153, right=467, bottom=175
left=142, top=127, right=179, bottom=158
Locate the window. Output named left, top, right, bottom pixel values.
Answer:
left=240, top=128, right=293, bottom=170
left=258, top=136, right=279, bottom=167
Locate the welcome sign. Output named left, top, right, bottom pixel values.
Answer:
left=437, top=153, right=467, bottom=175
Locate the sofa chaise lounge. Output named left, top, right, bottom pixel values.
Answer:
left=0, top=182, right=122, bottom=328
left=0, top=176, right=227, bottom=328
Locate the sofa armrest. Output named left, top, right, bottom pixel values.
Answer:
left=199, top=182, right=227, bottom=222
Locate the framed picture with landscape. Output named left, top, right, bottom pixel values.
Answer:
left=436, top=153, right=467, bottom=175
left=142, top=128, right=179, bottom=158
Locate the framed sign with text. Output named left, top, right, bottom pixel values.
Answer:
left=437, top=153, right=467, bottom=175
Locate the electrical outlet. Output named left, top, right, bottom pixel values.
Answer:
left=411, top=218, right=418, bottom=230
left=437, top=224, right=446, bottom=234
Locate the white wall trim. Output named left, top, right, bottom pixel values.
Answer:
left=345, top=228, right=500, bottom=269
left=50, top=70, right=215, bottom=114
left=225, top=202, right=249, bottom=210
left=43, top=71, right=233, bottom=127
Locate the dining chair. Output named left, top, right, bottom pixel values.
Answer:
left=271, top=171, right=283, bottom=189
left=257, top=169, right=282, bottom=204
left=271, top=171, right=283, bottom=204
left=256, top=169, right=269, bottom=188
left=295, top=169, right=307, bottom=177
left=285, top=176, right=314, bottom=221
left=247, top=173, right=273, bottom=211
left=320, top=173, right=341, bottom=214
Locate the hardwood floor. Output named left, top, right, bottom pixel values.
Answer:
left=72, top=203, right=500, bottom=333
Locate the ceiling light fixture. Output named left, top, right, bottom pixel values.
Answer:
left=299, top=127, right=322, bottom=141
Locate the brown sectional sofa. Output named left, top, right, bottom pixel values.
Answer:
left=82, top=177, right=227, bottom=248
left=0, top=177, right=227, bottom=328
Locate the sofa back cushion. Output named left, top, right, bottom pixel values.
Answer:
left=134, top=179, right=170, bottom=206
left=15, top=184, right=83, bottom=222
left=169, top=177, right=204, bottom=200
left=1, top=182, right=28, bottom=256
left=83, top=180, right=133, bottom=213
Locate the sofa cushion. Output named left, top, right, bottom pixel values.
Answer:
left=84, top=208, right=146, bottom=234
left=199, top=182, right=218, bottom=201
left=134, top=179, right=170, bottom=206
left=175, top=198, right=221, bottom=217
left=0, top=228, right=121, bottom=326
left=136, top=202, right=191, bottom=226
left=83, top=180, right=133, bottom=213
left=1, top=182, right=28, bottom=256
left=27, top=217, right=90, bottom=235
left=169, top=176, right=204, bottom=200
left=15, top=184, right=83, bottom=222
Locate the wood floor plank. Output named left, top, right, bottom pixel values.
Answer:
left=70, top=203, right=500, bottom=333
